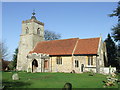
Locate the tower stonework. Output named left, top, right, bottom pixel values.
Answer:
left=17, top=13, right=44, bottom=71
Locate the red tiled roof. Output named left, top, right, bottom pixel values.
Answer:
left=29, top=37, right=100, bottom=55
left=74, top=38, right=100, bottom=55
left=30, top=38, right=79, bottom=55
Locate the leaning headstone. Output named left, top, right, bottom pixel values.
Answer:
left=63, top=83, right=72, bottom=90
left=12, top=73, right=19, bottom=80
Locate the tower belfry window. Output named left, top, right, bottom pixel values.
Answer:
left=37, top=28, right=40, bottom=34
left=26, top=27, right=29, bottom=34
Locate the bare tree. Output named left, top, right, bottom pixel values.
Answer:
left=0, top=41, right=9, bottom=60
left=44, top=30, right=61, bottom=41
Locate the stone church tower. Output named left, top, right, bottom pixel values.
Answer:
left=17, top=12, right=44, bottom=71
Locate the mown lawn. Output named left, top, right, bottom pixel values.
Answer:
left=2, top=71, right=118, bottom=88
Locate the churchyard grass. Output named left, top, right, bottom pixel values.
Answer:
left=2, top=71, right=118, bottom=88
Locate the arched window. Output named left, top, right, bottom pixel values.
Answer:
left=26, top=27, right=29, bottom=34
left=37, top=28, right=40, bottom=34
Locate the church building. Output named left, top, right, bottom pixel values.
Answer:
left=17, top=12, right=108, bottom=73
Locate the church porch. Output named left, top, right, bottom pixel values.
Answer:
left=27, top=53, right=50, bottom=73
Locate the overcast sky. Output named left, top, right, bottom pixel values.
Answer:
left=2, top=2, right=118, bottom=60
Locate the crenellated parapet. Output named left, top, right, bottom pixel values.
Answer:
left=22, top=19, right=44, bottom=26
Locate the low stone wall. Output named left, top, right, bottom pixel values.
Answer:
left=83, top=67, right=116, bottom=74
left=84, top=67, right=96, bottom=73
left=100, top=67, right=116, bottom=74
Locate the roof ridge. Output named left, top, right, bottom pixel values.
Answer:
left=38, top=38, right=79, bottom=43
left=79, top=37, right=100, bottom=40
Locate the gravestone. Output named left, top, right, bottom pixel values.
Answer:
left=12, top=73, right=19, bottom=80
left=63, top=83, right=72, bottom=90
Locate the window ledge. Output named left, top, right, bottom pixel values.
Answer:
left=86, top=65, right=96, bottom=68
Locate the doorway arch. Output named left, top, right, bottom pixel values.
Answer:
left=32, top=59, right=38, bottom=72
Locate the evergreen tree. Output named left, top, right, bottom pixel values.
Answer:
left=116, top=43, right=120, bottom=70
left=104, top=34, right=117, bottom=67
left=12, top=48, right=18, bottom=69
left=109, top=1, right=120, bottom=71
left=9, top=48, right=18, bottom=70
left=109, top=1, right=120, bottom=42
